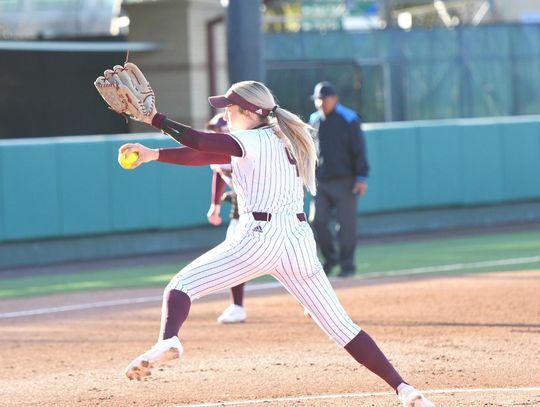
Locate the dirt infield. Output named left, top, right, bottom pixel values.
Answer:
left=1, top=270, right=539, bottom=407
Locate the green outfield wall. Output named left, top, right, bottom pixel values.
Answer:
left=1, top=116, right=539, bottom=268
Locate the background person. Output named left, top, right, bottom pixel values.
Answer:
left=309, top=81, right=369, bottom=278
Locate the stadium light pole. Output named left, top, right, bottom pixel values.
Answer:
left=226, top=0, right=265, bottom=84
left=380, top=0, right=393, bottom=27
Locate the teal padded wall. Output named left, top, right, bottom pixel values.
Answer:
left=360, top=131, right=380, bottom=212
left=2, top=140, right=61, bottom=240
left=1, top=116, right=539, bottom=243
left=0, top=146, right=4, bottom=241
left=154, top=137, right=213, bottom=229
left=500, top=121, right=540, bottom=200
left=58, top=137, right=111, bottom=236
left=418, top=124, right=462, bottom=207
left=460, top=122, right=504, bottom=204
left=107, top=137, right=161, bottom=232
left=376, top=125, right=420, bottom=211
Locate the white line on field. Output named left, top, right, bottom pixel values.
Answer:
left=0, top=283, right=283, bottom=319
left=170, top=386, right=540, bottom=407
left=360, top=255, right=540, bottom=278
left=1, top=255, right=539, bottom=319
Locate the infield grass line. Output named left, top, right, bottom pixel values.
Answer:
left=1, top=257, right=540, bottom=319
left=170, top=386, right=540, bottom=407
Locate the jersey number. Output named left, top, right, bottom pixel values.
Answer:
left=284, top=147, right=300, bottom=177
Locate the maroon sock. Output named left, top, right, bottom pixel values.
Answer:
left=344, top=330, right=404, bottom=391
left=230, top=283, right=245, bottom=306
left=159, top=289, right=191, bottom=340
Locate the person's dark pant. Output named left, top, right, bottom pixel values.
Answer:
left=311, top=177, right=358, bottom=274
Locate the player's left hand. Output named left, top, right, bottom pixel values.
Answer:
left=119, top=143, right=158, bottom=169
left=94, top=62, right=156, bottom=123
left=353, top=181, right=368, bottom=197
left=207, top=204, right=222, bottom=226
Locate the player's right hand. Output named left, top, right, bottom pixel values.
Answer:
left=119, top=143, right=159, bottom=169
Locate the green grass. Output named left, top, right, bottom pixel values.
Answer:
left=356, top=229, right=540, bottom=273
left=1, top=229, right=539, bottom=300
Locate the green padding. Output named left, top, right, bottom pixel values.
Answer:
left=156, top=137, right=212, bottom=228
left=58, top=138, right=111, bottom=235
left=511, top=25, right=540, bottom=56
left=1, top=118, right=540, bottom=244
left=2, top=142, right=61, bottom=240
left=377, top=126, right=420, bottom=210
left=360, top=132, right=380, bottom=213
left=500, top=121, right=540, bottom=200
left=0, top=147, right=4, bottom=241
left=418, top=125, right=462, bottom=206
left=460, top=123, right=504, bottom=204
left=108, top=137, right=161, bottom=231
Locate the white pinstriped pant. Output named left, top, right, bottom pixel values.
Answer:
left=167, top=213, right=361, bottom=347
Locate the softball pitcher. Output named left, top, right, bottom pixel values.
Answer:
left=95, top=66, right=434, bottom=406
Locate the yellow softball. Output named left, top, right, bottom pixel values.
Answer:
left=118, top=151, right=139, bottom=170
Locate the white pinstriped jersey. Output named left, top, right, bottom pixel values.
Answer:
left=228, top=127, right=304, bottom=216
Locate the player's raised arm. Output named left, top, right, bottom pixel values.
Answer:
left=94, top=61, right=243, bottom=158
left=149, top=113, right=243, bottom=157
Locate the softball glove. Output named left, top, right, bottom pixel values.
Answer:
left=94, top=62, right=155, bottom=122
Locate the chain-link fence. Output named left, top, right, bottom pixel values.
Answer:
left=265, top=23, right=540, bottom=122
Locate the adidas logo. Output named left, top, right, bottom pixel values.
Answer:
left=252, top=225, right=263, bottom=233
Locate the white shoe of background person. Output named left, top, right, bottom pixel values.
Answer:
left=217, top=304, right=246, bottom=324
left=125, top=336, right=183, bottom=380
left=397, top=383, right=435, bottom=407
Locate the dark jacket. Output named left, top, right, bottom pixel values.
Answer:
left=309, top=103, right=369, bottom=182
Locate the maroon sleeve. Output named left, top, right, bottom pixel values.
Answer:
left=211, top=171, right=226, bottom=205
left=158, top=147, right=231, bottom=166
left=152, top=113, right=243, bottom=157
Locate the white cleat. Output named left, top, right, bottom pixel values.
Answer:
left=397, top=383, right=435, bottom=407
left=217, top=304, right=246, bottom=324
left=125, top=336, right=183, bottom=381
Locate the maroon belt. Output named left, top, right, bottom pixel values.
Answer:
left=252, top=212, right=306, bottom=222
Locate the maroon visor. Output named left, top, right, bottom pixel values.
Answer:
left=208, top=90, right=271, bottom=117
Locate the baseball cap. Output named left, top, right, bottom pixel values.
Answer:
left=208, top=89, right=272, bottom=116
left=311, top=81, right=337, bottom=99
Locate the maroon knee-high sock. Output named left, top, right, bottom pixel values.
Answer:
left=230, top=283, right=245, bottom=306
left=344, top=330, right=404, bottom=391
left=159, top=289, right=191, bottom=340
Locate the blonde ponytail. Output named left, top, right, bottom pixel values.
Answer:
left=273, top=107, right=317, bottom=195
left=231, top=81, right=318, bottom=195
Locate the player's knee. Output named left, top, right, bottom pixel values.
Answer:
left=165, top=277, right=191, bottom=298
left=324, top=320, right=362, bottom=348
